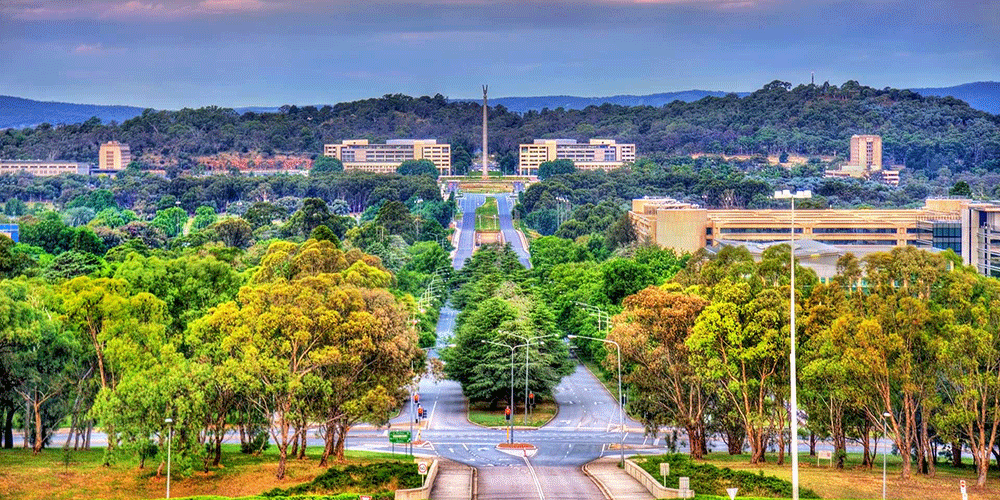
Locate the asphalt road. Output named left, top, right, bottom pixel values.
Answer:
left=452, top=193, right=485, bottom=268
left=493, top=194, right=532, bottom=268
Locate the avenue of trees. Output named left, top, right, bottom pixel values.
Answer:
left=0, top=183, right=456, bottom=479
left=2, top=82, right=997, bottom=180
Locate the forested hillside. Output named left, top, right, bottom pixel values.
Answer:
left=2, top=81, right=998, bottom=178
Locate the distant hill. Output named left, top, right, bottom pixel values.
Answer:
left=909, top=82, right=1000, bottom=115
left=2, top=82, right=997, bottom=129
left=456, top=90, right=749, bottom=113
left=0, top=96, right=146, bottom=129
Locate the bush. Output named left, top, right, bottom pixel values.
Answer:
left=633, top=454, right=819, bottom=498
left=262, top=462, right=421, bottom=497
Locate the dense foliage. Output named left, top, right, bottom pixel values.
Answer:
left=633, top=454, right=819, bottom=498
left=2, top=82, right=997, bottom=180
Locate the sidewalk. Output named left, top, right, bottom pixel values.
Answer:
left=430, top=458, right=474, bottom=500
left=584, top=457, right=654, bottom=500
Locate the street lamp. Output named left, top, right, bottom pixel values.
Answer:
left=773, top=189, right=811, bottom=500
left=568, top=334, right=624, bottom=467
left=482, top=339, right=527, bottom=443
left=882, top=412, right=891, bottom=500
left=503, top=332, right=558, bottom=425
left=575, top=301, right=610, bottom=332
left=164, top=417, right=173, bottom=499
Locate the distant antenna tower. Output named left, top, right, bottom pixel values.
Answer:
left=482, top=85, right=488, bottom=179
left=811, top=72, right=815, bottom=85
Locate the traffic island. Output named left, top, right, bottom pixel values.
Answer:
left=496, top=442, right=538, bottom=457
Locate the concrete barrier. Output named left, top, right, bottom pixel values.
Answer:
left=395, top=459, right=439, bottom=500
left=623, top=459, right=695, bottom=499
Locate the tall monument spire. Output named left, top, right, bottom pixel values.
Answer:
left=482, top=85, right=488, bottom=179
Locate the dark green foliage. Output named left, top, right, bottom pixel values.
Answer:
left=285, top=198, right=354, bottom=239
left=397, top=159, right=438, bottom=177
left=44, top=251, right=104, bottom=281
left=310, top=225, right=342, bottom=247
left=634, top=454, right=820, bottom=498
left=312, top=155, right=344, bottom=174
left=20, top=211, right=75, bottom=254
left=263, top=462, right=421, bottom=497
left=601, top=258, right=654, bottom=305
left=538, top=159, right=576, bottom=179
left=244, top=202, right=289, bottom=229
left=66, top=189, right=117, bottom=212
left=4, top=197, right=27, bottom=216
left=604, top=212, right=638, bottom=250
left=950, top=180, right=972, bottom=196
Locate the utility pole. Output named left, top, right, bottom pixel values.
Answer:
left=482, top=85, right=488, bottom=180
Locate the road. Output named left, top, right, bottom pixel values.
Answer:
left=452, top=193, right=485, bottom=268
left=494, top=194, right=531, bottom=268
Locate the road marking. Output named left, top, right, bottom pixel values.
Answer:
left=522, top=456, right=545, bottom=500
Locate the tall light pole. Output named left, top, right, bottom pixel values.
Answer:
left=568, top=334, right=624, bottom=467
left=482, top=339, right=527, bottom=443
left=882, top=412, right=891, bottom=500
left=164, top=417, right=173, bottom=499
left=773, top=189, right=811, bottom=500
left=503, top=332, right=558, bottom=425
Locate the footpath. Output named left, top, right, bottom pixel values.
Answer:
left=584, top=456, right=654, bottom=500
left=429, top=459, right=474, bottom=500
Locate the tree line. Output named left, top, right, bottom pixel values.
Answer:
left=2, top=81, right=997, bottom=179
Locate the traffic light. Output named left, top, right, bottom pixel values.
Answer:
left=504, top=406, right=511, bottom=421
left=421, top=407, right=427, bottom=419
left=414, top=393, right=420, bottom=404
left=529, top=392, right=535, bottom=407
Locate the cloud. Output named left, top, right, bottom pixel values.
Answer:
left=72, top=43, right=106, bottom=54
left=3, top=0, right=274, bottom=20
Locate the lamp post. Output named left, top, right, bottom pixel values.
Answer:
left=773, top=189, right=811, bottom=500
left=882, top=412, right=891, bottom=500
left=503, top=332, right=558, bottom=425
left=575, top=301, right=610, bottom=331
left=164, top=417, right=173, bottom=499
left=568, top=334, right=624, bottom=467
left=482, top=339, right=527, bottom=443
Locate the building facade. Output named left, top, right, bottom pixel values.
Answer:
left=0, top=224, right=18, bottom=243
left=0, top=160, right=90, bottom=177
left=99, top=141, right=131, bottom=171
left=825, top=134, right=900, bottom=186
left=323, top=139, right=451, bottom=176
left=518, top=139, right=636, bottom=176
left=630, top=197, right=970, bottom=260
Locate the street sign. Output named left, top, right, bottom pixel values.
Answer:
left=360, top=496, right=372, bottom=500
left=389, top=430, right=412, bottom=444
left=660, top=462, right=670, bottom=476
left=960, top=480, right=968, bottom=500
left=418, top=462, right=428, bottom=475
left=727, top=487, right=739, bottom=499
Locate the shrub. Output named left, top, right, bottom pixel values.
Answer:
left=633, top=454, right=819, bottom=498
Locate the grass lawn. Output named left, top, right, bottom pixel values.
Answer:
left=474, top=197, right=500, bottom=231
left=691, top=451, right=999, bottom=499
left=467, top=401, right=558, bottom=428
left=0, top=444, right=414, bottom=500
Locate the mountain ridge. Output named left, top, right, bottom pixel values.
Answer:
left=2, top=82, right=996, bottom=129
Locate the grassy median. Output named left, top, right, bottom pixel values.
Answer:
left=0, top=445, right=415, bottom=500
left=474, top=197, right=500, bottom=231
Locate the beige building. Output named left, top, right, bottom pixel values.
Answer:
left=518, top=139, right=636, bottom=176
left=825, top=134, right=900, bottom=186
left=323, top=139, right=451, bottom=176
left=630, top=197, right=968, bottom=258
left=99, top=141, right=131, bottom=170
left=0, top=160, right=90, bottom=177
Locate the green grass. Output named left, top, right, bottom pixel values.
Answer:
left=0, top=444, right=415, bottom=500
left=474, top=197, right=500, bottom=231
left=467, top=401, right=557, bottom=428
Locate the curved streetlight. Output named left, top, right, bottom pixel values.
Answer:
left=882, top=411, right=892, bottom=500
left=567, top=334, right=624, bottom=467
left=482, top=339, right=529, bottom=443
left=502, top=331, right=559, bottom=425
left=164, top=417, right=173, bottom=499
left=773, top=189, right=811, bottom=500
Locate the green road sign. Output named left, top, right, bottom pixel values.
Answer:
left=389, top=430, right=412, bottom=444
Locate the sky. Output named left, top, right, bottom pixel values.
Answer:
left=1, top=0, right=997, bottom=109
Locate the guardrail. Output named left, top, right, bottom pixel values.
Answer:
left=394, top=459, right=439, bottom=500
left=623, top=458, right=695, bottom=499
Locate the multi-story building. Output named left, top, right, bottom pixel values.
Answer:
left=0, top=160, right=91, bottom=177
left=629, top=197, right=973, bottom=277
left=99, top=141, right=131, bottom=170
left=0, top=224, right=18, bottom=243
left=518, top=139, right=636, bottom=176
left=825, top=134, right=901, bottom=186
left=323, top=139, right=451, bottom=176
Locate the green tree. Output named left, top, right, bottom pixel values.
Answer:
left=397, top=159, right=438, bottom=177
left=191, top=206, right=217, bottom=231
left=151, top=207, right=187, bottom=238
left=311, top=155, right=344, bottom=174
left=949, top=180, right=972, bottom=197
left=214, top=218, right=253, bottom=248
left=537, top=159, right=575, bottom=179
left=601, top=258, right=654, bottom=305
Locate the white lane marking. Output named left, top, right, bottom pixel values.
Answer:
left=522, top=456, right=545, bottom=500
left=462, top=444, right=469, bottom=451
